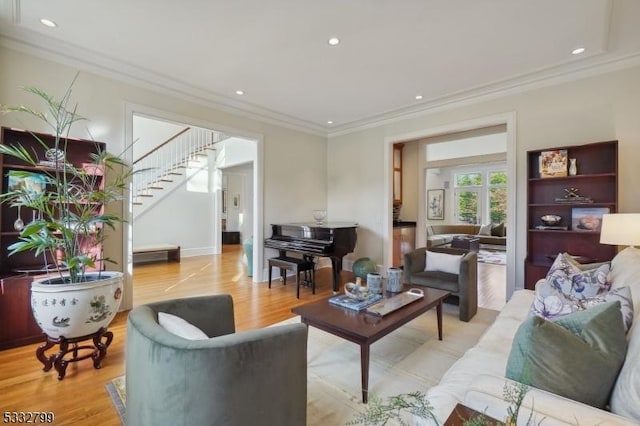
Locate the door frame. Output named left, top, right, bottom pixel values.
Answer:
left=383, top=112, right=517, bottom=299
left=123, top=103, right=264, bottom=310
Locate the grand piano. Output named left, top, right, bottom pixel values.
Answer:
left=264, top=222, right=358, bottom=292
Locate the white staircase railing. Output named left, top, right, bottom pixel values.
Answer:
left=132, top=127, right=227, bottom=205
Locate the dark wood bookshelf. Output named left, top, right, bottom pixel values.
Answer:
left=0, top=127, right=107, bottom=349
left=525, top=140, right=618, bottom=289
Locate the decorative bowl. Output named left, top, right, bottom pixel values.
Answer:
left=540, top=214, right=562, bottom=226
left=312, top=209, right=327, bottom=224
left=344, top=282, right=369, bottom=300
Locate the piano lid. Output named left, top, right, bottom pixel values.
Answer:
left=272, top=222, right=358, bottom=229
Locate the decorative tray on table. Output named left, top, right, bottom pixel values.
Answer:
left=366, top=288, right=424, bottom=317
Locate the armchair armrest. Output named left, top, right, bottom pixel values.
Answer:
left=404, top=247, right=428, bottom=276
left=457, top=251, right=478, bottom=321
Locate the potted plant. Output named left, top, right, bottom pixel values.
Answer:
left=0, top=76, right=132, bottom=340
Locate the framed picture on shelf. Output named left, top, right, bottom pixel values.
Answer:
left=571, top=207, right=610, bottom=232
left=539, top=149, right=568, bottom=178
left=7, top=174, right=47, bottom=198
left=427, top=189, right=445, bottom=220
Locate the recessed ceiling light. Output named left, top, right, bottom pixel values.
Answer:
left=327, top=37, right=340, bottom=46
left=415, top=95, right=423, bottom=100
left=40, top=18, right=57, bottom=28
left=327, top=120, right=333, bottom=125
left=572, top=47, right=586, bottom=55
left=235, top=90, right=244, bottom=95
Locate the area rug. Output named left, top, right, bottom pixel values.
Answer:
left=106, top=305, right=498, bottom=425
left=477, top=249, right=507, bottom=265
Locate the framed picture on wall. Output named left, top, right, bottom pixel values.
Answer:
left=427, top=189, right=445, bottom=220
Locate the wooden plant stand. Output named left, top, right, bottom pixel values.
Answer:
left=36, top=327, right=113, bottom=380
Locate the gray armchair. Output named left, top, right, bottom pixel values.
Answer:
left=126, top=295, right=308, bottom=426
left=403, top=246, right=478, bottom=321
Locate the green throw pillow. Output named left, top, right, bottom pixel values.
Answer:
left=505, top=301, right=627, bottom=409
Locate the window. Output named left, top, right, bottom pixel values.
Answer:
left=451, top=169, right=507, bottom=225
left=488, top=171, right=507, bottom=225
left=454, top=172, right=482, bottom=224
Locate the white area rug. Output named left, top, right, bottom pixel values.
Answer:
left=477, top=249, right=507, bottom=265
left=299, top=304, right=499, bottom=425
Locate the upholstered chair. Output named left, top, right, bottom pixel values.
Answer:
left=126, top=294, right=308, bottom=426
left=403, top=246, right=478, bottom=321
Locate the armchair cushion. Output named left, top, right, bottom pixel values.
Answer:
left=157, top=312, right=209, bottom=340
left=424, top=250, right=463, bottom=274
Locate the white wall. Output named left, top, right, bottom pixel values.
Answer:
left=0, top=46, right=327, bottom=309
left=132, top=115, right=187, bottom=160
left=328, top=64, right=640, bottom=291
left=134, top=180, right=214, bottom=257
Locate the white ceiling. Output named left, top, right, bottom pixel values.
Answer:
left=1, top=0, right=640, bottom=135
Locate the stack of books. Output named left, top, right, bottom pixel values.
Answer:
left=328, top=293, right=383, bottom=311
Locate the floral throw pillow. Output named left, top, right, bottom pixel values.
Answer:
left=545, top=253, right=611, bottom=297
left=532, top=255, right=634, bottom=332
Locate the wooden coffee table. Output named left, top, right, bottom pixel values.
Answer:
left=292, top=286, right=450, bottom=403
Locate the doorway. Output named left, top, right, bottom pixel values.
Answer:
left=122, top=107, right=264, bottom=311
left=385, top=113, right=516, bottom=303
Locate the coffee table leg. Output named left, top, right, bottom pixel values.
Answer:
left=360, top=344, right=370, bottom=403
left=437, top=301, right=443, bottom=340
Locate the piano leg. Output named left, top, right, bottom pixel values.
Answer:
left=330, top=257, right=343, bottom=293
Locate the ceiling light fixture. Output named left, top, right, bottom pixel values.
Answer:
left=235, top=90, right=244, bottom=95
left=327, top=120, right=333, bottom=125
left=327, top=37, right=340, bottom=46
left=40, top=18, right=57, bottom=28
left=415, top=95, right=423, bottom=100
left=571, top=47, right=586, bottom=55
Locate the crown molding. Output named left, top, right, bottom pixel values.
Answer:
left=0, top=27, right=327, bottom=137
left=328, top=51, right=640, bottom=137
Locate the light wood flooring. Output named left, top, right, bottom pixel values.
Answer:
left=0, top=245, right=505, bottom=425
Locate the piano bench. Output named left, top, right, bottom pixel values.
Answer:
left=268, top=256, right=315, bottom=298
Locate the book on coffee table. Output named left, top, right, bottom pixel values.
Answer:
left=328, top=294, right=383, bottom=311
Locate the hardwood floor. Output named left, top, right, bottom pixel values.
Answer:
left=0, top=245, right=505, bottom=425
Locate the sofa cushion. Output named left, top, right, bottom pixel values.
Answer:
left=545, top=253, right=610, bottom=296
left=478, top=223, right=492, bottom=236
left=157, top=312, right=209, bottom=340
left=506, top=301, right=627, bottom=409
left=609, top=246, right=640, bottom=420
left=425, top=250, right=462, bottom=274
left=491, top=223, right=505, bottom=237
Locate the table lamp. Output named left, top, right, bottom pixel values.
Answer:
left=600, top=213, right=640, bottom=248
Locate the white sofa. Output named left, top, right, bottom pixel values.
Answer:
left=418, top=247, right=640, bottom=425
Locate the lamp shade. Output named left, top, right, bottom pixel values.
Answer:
left=599, top=213, right=640, bottom=246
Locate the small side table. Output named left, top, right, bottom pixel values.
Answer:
left=444, top=403, right=500, bottom=425
left=451, top=236, right=480, bottom=252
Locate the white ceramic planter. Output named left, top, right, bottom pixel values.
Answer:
left=31, top=271, right=123, bottom=339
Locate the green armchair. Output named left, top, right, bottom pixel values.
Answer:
left=403, top=246, right=478, bottom=321
left=126, top=294, right=308, bottom=426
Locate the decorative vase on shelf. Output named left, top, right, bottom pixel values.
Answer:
left=569, top=158, right=577, bottom=176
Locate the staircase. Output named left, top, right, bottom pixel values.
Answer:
left=132, top=127, right=228, bottom=216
